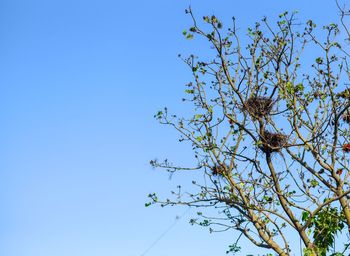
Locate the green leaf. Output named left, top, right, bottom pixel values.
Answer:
left=302, top=211, right=310, bottom=221
left=196, top=136, right=203, bottom=142
left=295, top=83, right=304, bottom=92
left=310, top=179, right=319, bottom=188
left=186, top=33, right=194, bottom=40
left=316, top=57, right=323, bottom=64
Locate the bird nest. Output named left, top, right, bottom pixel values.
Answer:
left=211, top=164, right=228, bottom=176
left=260, top=131, right=288, bottom=153
left=244, top=97, right=274, bottom=118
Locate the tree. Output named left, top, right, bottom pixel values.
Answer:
left=149, top=2, right=350, bottom=256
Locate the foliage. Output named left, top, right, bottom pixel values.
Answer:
left=149, top=2, right=350, bottom=256
left=302, top=207, right=345, bottom=256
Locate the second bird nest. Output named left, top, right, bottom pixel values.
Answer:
left=260, top=131, right=288, bottom=153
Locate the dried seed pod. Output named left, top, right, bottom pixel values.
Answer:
left=342, top=143, right=350, bottom=153
left=342, top=111, right=350, bottom=124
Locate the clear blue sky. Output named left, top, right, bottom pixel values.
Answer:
left=0, top=0, right=342, bottom=255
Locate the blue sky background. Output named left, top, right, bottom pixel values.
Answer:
left=0, top=0, right=344, bottom=255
